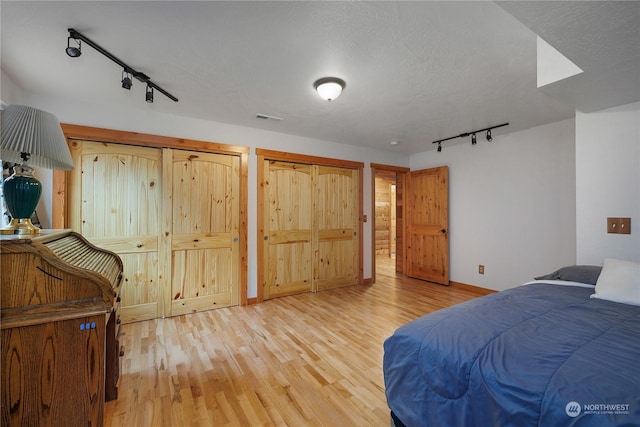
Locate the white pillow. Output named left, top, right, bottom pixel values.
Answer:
left=590, top=259, right=640, bottom=306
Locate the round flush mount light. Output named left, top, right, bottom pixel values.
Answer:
left=313, top=77, right=346, bottom=101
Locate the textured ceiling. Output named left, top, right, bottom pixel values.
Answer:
left=1, top=1, right=638, bottom=154
left=498, top=1, right=640, bottom=113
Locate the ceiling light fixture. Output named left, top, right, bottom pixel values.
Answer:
left=66, top=36, right=81, bottom=57
left=313, top=77, right=346, bottom=101
left=145, top=84, right=154, bottom=103
left=121, top=69, right=133, bottom=90
left=432, top=123, right=509, bottom=153
left=65, top=28, right=178, bottom=103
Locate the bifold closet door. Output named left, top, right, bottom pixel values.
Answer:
left=163, top=149, right=240, bottom=316
left=315, top=166, right=359, bottom=291
left=262, top=161, right=359, bottom=299
left=262, top=161, right=313, bottom=299
left=68, top=141, right=241, bottom=322
left=69, top=141, right=162, bottom=322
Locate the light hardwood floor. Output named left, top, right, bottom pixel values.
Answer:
left=105, top=257, right=487, bottom=426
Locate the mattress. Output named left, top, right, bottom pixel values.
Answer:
left=383, top=282, right=640, bottom=426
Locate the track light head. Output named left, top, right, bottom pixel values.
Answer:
left=437, top=142, right=442, bottom=153
left=145, top=85, right=154, bottom=103
left=121, top=70, right=132, bottom=90
left=66, top=36, right=81, bottom=57
left=486, top=129, right=493, bottom=142
left=471, top=133, right=477, bottom=145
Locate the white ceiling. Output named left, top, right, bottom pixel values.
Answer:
left=1, top=1, right=638, bottom=154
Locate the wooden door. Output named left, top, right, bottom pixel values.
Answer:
left=68, top=141, right=161, bottom=322
left=262, top=161, right=313, bottom=299
left=406, top=166, right=449, bottom=285
left=164, top=149, right=240, bottom=316
left=68, top=142, right=241, bottom=321
left=315, top=165, right=359, bottom=291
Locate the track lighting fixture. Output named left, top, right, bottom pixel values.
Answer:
left=121, top=70, right=132, bottom=90
left=65, top=28, right=178, bottom=103
left=145, top=85, right=154, bottom=103
left=66, top=36, right=81, bottom=57
left=432, top=123, right=509, bottom=153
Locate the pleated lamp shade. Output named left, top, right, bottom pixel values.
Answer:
left=1, top=105, right=74, bottom=234
left=1, top=105, right=74, bottom=170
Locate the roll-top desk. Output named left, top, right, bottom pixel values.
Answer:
left=1, top=229, right=123, bottom=426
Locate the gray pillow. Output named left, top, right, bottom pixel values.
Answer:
left=535, top=265, right=602, bottom=285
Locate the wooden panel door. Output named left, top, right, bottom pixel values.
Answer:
left=69, top=141, right=161, bottom=322
left=165, top=149, right=240, bottom=316
left=315, top=165, right=359, bottom=291
left=262, top=161, right=313, bottom=299
left=406, top=166, right=449, bottom=285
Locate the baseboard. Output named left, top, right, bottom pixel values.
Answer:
left=362, top=278, right=374, bottom=285
left=247, top=297, right=258, bottom=305
left=449, top=281, right=496, bottom=295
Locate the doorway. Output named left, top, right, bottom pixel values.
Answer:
left=370, top=164, right=409, bottom=282
left=374, top=170, right=397, bottom=274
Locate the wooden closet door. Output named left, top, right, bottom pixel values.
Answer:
left=164, top=149, right=240, bottom=316
left=315, top=166, right=359, bottom=291
left=68, top=141, right=161, bottom=322
left=262, top=160, right=313, bottom=299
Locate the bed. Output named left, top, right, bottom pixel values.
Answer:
left=383, top=260, right=640, bottom=427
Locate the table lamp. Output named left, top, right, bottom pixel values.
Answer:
left=1, top=105, right=74, bottom=234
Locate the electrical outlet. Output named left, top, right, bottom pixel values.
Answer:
left=478, top=265, right=485, bottom=275
left=607, top=217, right=631, bottom=234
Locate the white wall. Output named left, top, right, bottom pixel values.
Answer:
left=1, top=69, right=25, bottom=106
left=576, top=102, right=640, bottom=264
left=17, top=91, right=410, bottom=298
left=410, top=119, right=577, bottom=291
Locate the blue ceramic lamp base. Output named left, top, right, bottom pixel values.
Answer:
left=1, top=164, right=42, bottom=235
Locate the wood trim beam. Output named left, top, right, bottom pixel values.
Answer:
left=357, top=164, right=364, bottom=285
left=238, top=151, right=249, bottom=306
left=256, top=154, right=266, bottom=304
left=370, top=163, right=410, bottom=172
left=449, top=280, right=496, bottom=295
left=256, top=148, right=364, bottom=169
left=52, top=170, right=67, bottom=229
left=60, top=123, right=249, bottom=155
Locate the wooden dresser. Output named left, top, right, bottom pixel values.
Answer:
left=1, top=230, right=123, bottom=426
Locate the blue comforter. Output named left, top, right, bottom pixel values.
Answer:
left=383, top=283, right=640, bottom=427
